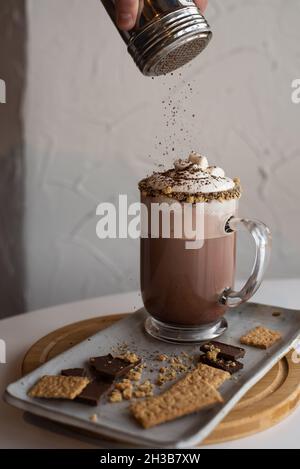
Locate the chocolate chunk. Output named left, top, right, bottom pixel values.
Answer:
left=200, top=341, right=245, bottom=361
left=272, top=312, right=281, bottom=317
left=61, top=368, right=87, bottom=377
left=89, top=353, right=141, bottom=379
left=76, top=379, right=112, bottom=406
left=199, top=354, right=243, bottom=374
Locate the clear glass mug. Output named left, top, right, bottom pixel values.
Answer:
left=140, top=194, right=272, bottom=343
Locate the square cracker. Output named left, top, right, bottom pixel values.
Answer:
left=179, top=363, right=230, bottom=389
left=131, top=377, right=223, bottom=429
left=240, top=326, right=281, bottom=349
left=28, top=375, right=90, bottom=400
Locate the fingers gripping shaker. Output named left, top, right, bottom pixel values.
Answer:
left=101, top=0, right=212, bottom=76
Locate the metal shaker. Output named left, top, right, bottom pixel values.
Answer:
left=101, top=0, right=212, bottom=76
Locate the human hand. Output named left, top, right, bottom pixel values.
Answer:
left=116, top=0, right=208, bottom=31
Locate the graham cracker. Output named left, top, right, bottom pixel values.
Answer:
left=131, top=378, right=223, bottom=429
left=116, top=352, right=140, bottom=364
left=179, top=363, right=230, bottom=388
left=240, top=326, right=281, bottom=349
left=28, top=375, right=90, bottom=400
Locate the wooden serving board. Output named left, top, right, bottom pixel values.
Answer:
left=22, top=313, right=300, bottom=445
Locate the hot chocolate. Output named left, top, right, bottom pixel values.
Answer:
left=141, top=235, right=236, bottom=326
left=139, top=153, right=271, bottom=343
left=139, top=152, right=241, bottom=327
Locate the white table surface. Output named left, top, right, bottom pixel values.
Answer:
left=1, top=279, right=300, bottom=449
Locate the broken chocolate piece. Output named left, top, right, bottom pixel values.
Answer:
left=199, top=354, right=243, bottom=374
left=89, top=354, right=141, bottom=379
left=61, top=368, right=87, bottom=377
left=200, top=341, right=245, bottom=361
left=76, top=379, right=112, bottom=406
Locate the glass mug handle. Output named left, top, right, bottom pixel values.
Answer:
left=220, top=217, right=272, bottom=308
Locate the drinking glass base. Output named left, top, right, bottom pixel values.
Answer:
left=144, top=316, right=228, bottom=344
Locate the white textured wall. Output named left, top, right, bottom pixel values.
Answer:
left=25, top=0, right=300, bottom=311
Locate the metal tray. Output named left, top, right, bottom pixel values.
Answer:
left=4, top=303, right=300, bottom=448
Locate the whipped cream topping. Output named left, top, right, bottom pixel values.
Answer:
left=146, top=152, right=235, bottom=195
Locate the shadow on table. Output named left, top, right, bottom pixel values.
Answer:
left=23, top=412, right=137, bottom=449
